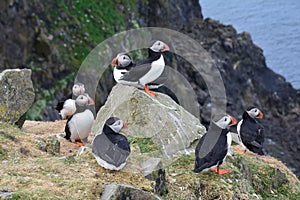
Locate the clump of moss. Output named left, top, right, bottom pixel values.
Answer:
left=0, top=145, right=8, bottom=160
left=129, top=137, right=160, bottom=153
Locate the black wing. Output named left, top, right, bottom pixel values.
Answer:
left=92, top=134, right=130, bottom=167
left=64, top=115, right=73, bottom=140
left=116, top=135, right=131, bottom=152
left=120, top=63, right=152, bottom=82
left=241, top=120, right=264, bottom=154
left=55, top=93, right=73, bottom=111
left=194, top=127, right=228, bottom=173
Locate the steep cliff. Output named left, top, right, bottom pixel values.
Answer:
left=0, top=0, right=299, bottom=178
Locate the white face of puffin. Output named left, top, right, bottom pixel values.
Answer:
left=216, top=115, right=237, bottom=129
left=247, top=107, right=263, bottom=119
left=75, top=94, right=94, bottom=107
left=116, top=53, right=132, bottom=67
left=108, top=119, right=128, bottom=133
left=72, top=83, right=85, bottom=96
left=150, top=40, right=170, bottom=52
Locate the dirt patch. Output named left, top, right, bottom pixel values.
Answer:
left=22, top=120, right=93, bottom=157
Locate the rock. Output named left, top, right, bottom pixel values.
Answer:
left=0, top=192, right=14, bottom=200
left=92, top=84, right=206, bottom=159
left=142, top=158, right=163, bottom=178
left=101, top=183, right=161, bottom=200
left=141, top=158, right=168, bottom=196
left=0, top=69, right=35, bottom=126
left=45, top=136, right=60, bottom=155
left=35, top=137, right=47, bottom=152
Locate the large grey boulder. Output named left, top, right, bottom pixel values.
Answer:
left=101, top=183, right=161, bottom=200
left=92, top=84, right=206, bottom=160
left=0, top=69, right=35, bottom=124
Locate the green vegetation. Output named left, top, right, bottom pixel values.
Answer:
left=1, top=122, right=299, bottom=199
left=27, top=0, right=135, bottom=120
left=129, top=137, right=160, bottom=153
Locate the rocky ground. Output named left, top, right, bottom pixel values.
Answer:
left=0, top=120, right=300, bottom=199
left=0, top=0, right=299, bottom=181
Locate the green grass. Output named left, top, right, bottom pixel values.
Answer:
left=129, top=137, right=160, bottom=153
left=27, top=0, right=135, bottom=120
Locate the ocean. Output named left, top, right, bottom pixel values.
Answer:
left=200, top=0, right=300, bottom=89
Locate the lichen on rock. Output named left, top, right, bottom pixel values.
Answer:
left=0, top=69, right=35, bottom=126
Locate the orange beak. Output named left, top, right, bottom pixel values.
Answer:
left=257, top=111, right=263, bottom=119
left=88, top=97, right=95, bottom=105
left=162, top=43, right=170, bottom=52
left=123, top=121, right=128, bottom=129
left=111, top=57, right=117, bottom=66
left=229, top=116, right=237, bottom=126
left=80, top=87, right=85, bottom=94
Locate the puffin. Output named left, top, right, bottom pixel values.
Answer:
left=56, top=83, right=85, bottom=119
left=92, top=117, right=130, bottom=171
left=111, top=52, right=179, bottom=103
left=111, top=53, right=135, bottom=83
left=115, top=40, right=170, bottom=97
left=237, top=106, right=264, bottom=155
left=194, top=114, right=237, bottom=175
left=64, top=94, right=95, bottom=146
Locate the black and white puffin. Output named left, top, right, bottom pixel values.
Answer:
left=194, top=114, right=237, bottom=175
left=111, top=52, right=179, bottom=103
left=114, top=40, right=170, bottom=97
left=64, top=94, right=95, bottom=146
left=111, top=53, right=135, bottom=83
left=56, top=83, right=85, bottom=119
left=92, top=117, right=130, bottom=171
left=237, top=106, right=264, bottom=155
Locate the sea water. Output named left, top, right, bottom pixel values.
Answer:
left=200, top=0, right=300, bottom=89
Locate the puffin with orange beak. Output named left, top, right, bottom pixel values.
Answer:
left=111, top=53, right=135, bottom=83
left=56, top=82, right=86, bottom=119
left=194, top=114, right=237, bottom=175
left=237, top=106, right=264, bottom=155
left=64, top=94, right=95, bottom=147
left=92, top=117, right=130, bottom=171
left=111, top=40, right=170, bottom=97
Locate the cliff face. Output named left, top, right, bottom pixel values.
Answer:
left=135, top=0, right=300, bottom=177
left=0, top=0, right=299, bottom=177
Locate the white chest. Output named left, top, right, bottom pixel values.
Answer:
left=139, top=55, right=165, bottom=85
left=68, top=109, right=94, bottom=141
left=113, top=68, right=128, bottom=83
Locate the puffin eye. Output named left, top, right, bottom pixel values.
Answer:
left=158, top=42, right=161, bottom=45
left=123, top=56, right=125, bottom=60
left=224, top=118, right=227, bottom=121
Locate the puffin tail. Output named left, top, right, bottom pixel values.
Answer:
left=194, top=167, right=201, bottom=173
left=194, top=160, right=203, bottom=173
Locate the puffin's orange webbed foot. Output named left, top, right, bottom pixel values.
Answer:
left=210, top=166, right=229, bottom=175
left=144, top=85, right=157, bottom=97
left=217, top=169, right=229, bottom=175
left=74, top=141, right=85, bottom=147
left=210, top=168, right=218, bottom=172
left=235, top=149, right=247, bottom=154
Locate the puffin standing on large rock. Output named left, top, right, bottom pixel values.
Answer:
left=92, top=117, right=130, bottom=171
left=111, top=53, right=135, bottom=83
left=113, top=40, right=170, bottom=97
left=194, top=114, right=237, bottom=175
left=237, top=106, right=264, bottom=155
left=64, top=94, right=95, bottom=146
left=111, top=52, right=179, bottom=103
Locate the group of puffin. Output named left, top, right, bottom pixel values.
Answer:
left=56, top=40, right=265, bottom=173
left=56, top=87, right=130, bottom=170
left=194, top=107, right=264, bottom=175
